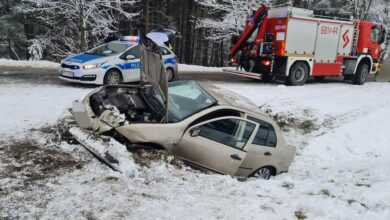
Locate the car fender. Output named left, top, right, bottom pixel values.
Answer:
left=115, top=122, right=187, bottom=152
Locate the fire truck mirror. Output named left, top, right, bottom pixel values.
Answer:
left=379, top=27, right=386, bottom=44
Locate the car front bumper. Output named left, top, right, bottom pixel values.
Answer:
left=58, top=67, right=105, bottom=85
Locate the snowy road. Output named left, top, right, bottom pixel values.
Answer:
left=1, top=66, right=390, bottom=219
left=0, top=66, right=253, bottom=85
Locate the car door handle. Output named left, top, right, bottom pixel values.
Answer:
left=230, top=154, right=242, bottom=161
left=264, top=152, right=272, bottom=156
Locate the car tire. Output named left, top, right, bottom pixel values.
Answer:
left=287, top=62, right=309, bottom=86
left=104, top=69, right=123, bottom=85
left=353, top=63, right=369, bottom=85
left=251, top=166, right=275, bottom=180
left=166, top=68, right=175, bottom=82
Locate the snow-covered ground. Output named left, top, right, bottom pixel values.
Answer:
left=0, top=58, right=60, bottom=69
left=1, top=72, right=390, bottom=219
left=178, top=63, right=224, bottom=72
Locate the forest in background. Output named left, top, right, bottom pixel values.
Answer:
left=0, top=0, right=389, bottom=66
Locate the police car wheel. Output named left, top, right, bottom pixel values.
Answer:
left=166, top=68, right=174, bottom=82
left=104, top=69, right=123, bottom=85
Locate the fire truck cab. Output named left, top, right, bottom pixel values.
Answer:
left=225, top=6, right=386, bottom=85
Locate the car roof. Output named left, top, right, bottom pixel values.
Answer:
left=197, top=81, right=271, bottom=119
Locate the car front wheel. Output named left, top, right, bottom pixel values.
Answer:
left=104, top=69, right=123, bottom=85
left=166, top=68, right=175, bottom=82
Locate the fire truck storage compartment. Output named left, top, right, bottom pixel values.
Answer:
left=284, top=16, right=354, bottom=76
left=285, top=18, right=317, bottom=55
left=343, top=59, right=358, bottom=75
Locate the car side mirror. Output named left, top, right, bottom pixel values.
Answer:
left=126, top=55, right=136, bottom=60
left=190, top=127, right=200, bottom=137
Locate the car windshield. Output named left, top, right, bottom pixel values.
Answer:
left=85, top=42, right=128, bottom=56
left=167, top=81, right=217, bottom=122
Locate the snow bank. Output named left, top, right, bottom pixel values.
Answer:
left=43, top=82, right=390, bottom=219
left=0, top=58, right=60, bottom=69
left=70, top=127, right=140, bottom=177
left=1, top=79, right=390, bottom=219
left=0, top=84, right=91, bottom=138
left=178, top=64, right=223, bottom=72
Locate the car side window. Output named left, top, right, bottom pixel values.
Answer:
left=188, top=109, right=243, bottom=127
left=248, top=116, right=277, bottom=147
left=160, top=47, right=171, bottom=55
left=198, top=118, right=255, bottom=150
left=121, top=46, right=141, bottom=59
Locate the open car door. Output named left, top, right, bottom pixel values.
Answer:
left=139, top=26, right=169, bottom=121
left=147, top=29, right=180, bottom=44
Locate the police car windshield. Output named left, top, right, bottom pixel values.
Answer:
left=85, top=42, right=128, bottom=57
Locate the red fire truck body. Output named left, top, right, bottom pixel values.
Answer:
left=225, top=6, right=386, bottom=85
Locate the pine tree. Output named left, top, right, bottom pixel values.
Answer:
left=0, top=0, right=26, bottom=59
left=20, top=0, right=139, bottom=59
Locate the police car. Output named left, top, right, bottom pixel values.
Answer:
left=59, top=37, right=178, bottom=85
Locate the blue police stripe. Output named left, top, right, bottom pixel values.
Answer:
left=116, top=62, right=141, bottom=70
left=164, top=58, right=177, bottom=65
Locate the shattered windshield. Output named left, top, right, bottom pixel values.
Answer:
left=168, top=80, right=217, bottom=122
left=85, top=42, right=128, bottom=56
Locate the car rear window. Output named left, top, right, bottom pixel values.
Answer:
left=248, top=116, right=277, bottom=147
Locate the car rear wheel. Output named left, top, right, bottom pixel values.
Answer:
left=252, top=166, right=275, bottom=180
left=166, top=68, right=175, bottom=82
left=104, top=69, right=123, bottom=85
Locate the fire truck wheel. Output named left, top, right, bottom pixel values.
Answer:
left=287, top=62, right=309, bottom=86
left=353, top=63, right=369, bottom=85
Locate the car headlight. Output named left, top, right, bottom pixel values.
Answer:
left=83, top=62, right=106, bottom=70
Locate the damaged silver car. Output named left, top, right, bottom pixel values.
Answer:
left=71, top=32, right=295, bottom=179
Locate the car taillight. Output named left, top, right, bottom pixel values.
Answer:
left=231, top=57, right=238, bottom=63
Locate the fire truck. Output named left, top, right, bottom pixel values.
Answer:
left=224, top=5, right=387, bottom=85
